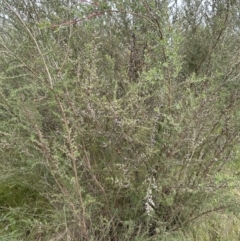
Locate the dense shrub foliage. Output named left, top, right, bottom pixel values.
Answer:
left=1, top=0, right=240, bottom=240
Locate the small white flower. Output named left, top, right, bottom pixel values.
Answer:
left=145, top=188, right=155, bottom=215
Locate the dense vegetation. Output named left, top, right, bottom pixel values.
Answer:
left=1, top=0, right=240, bottom=240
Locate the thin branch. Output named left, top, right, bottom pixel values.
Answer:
left=3, top=0, right=54, bottom=88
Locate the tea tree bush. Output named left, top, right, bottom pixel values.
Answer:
left=1, top=0, right=240, bottom=240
